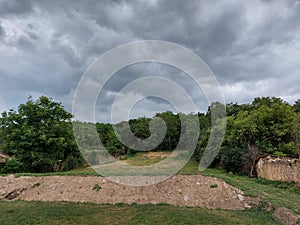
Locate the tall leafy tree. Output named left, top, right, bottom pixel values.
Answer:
left=0, top=96, right=81, bottom=172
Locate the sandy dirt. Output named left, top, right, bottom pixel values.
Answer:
left=0, top=175, right=255, bottom=210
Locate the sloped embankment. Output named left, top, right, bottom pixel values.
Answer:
left=0, top=175, right=254, bottom=210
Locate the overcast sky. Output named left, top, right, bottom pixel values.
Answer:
left=1, top=0, right=300, bottom=122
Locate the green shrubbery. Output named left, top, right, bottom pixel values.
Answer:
left=220, top=147, right=247, bottom=174
left=0, top=158, right=24, bottom=173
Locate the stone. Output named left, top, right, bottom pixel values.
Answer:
left=183, top=195, right=189, bottom=202
left=244, top=203, right=251, bottom=209
left=273, top=207, right=300, bottom=225
left=237, top=194, right=244, bottom=201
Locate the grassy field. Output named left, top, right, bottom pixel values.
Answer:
left=1, top=152, right=300, bottom=224
left=120, top=152, right=171, bottom=166
left=0, top=201, right=281, bottom=225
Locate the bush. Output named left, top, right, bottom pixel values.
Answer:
left=273, top=151, right=286, bottom=157
left=0, top=158, right=24, bottom=173
left=220, top=146, right=247, bottom=173
left=63, top=156, right=79, bottom=171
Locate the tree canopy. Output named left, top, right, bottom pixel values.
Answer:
left=0, top=96, right=83, bottom=173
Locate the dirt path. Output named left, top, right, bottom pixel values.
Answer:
left=0, top=175, right=254, bottom=210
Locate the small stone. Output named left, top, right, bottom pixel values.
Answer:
left=237, top=194, right=244, bottom=201
left=237, top=189, right=244, bottom=195
left=244, top=203, right=251, bottom=209
left=183, top=195, right=189, bottom=202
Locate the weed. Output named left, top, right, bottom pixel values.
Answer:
left=33, top=182, right=40, bottom=187
left=92, top=184, right=101, bottom=191
left=210, top=184, right=218, bottom=188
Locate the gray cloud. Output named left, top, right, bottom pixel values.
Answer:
left=0, top=25, right=4, bottom=37
left=0, top=0, right=300, bottom=122
left=0, top=0, right=33, bottom=16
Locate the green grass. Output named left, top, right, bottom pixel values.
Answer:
left=0, top=166, right=99, bottom=177
left=0, top=200, right=281, bottom=225
left=200, top=168, right=300, bottom=214
left=177, top=157, right=201, bottom=175
left=121, top=152, right=170, bottom=166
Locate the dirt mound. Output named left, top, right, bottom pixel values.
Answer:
left=0, top=175, right=253, bottom=210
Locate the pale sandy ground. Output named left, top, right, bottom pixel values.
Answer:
left=0, top=175, right=257, bottom=210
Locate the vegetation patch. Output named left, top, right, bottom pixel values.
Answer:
left=92, top=184, right=101, bottom=191
left=33, top=182, right=40, bottom=188
left=0, top=201, right=281, bottom=225
left=210, top=183, right=218, bottom=188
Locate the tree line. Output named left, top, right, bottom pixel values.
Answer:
left=0, top=96, right=299, bottom=175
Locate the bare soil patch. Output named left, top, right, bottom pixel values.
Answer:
left=144, top=151, right=171, bottom=158
left=0, top=174, right=255, bottom=210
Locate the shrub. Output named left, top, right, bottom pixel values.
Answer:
left=92, top=184, right=101, bottom=191
left=0, top=158, right=24, bottom=173
left=63, top=156, right=79, bottom=171
left=220, top=146, right=247, bottom=173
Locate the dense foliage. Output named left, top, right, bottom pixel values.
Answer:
left=0, top=95, right=299, bottom=174
left=220, top=97, right=300, bottom=174
left=0, top=96, right=83, bottom=173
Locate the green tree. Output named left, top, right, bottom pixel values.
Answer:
left=292, top=112, right=300, bottom=159
left=0, top=96, right=82, bottom=173
left=219, top=97, right=298, bottom=174
left=155, top=111, right=180, bottom=150
left=292, top=99, right=300, bottom=113
left=226, top=97, right=295, bottom=155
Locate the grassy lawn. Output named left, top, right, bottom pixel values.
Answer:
left=119, top=152, right=171, bottom=166
left=0, top=201, right=281, bottom=225
left=201, top=167, right=300, bottom=215
left=2, top=152, right=300, bottom=215
left=0, top=166, right=98, bottom=177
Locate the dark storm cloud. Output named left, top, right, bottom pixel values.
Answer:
left=0, top=25, right=4, bottom=37
left=0, top=0, right=33, bottom=16
left=0, top=0, right=300, bottom=121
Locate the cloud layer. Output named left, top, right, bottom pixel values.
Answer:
left=1, top=0, right=300, bottom=122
